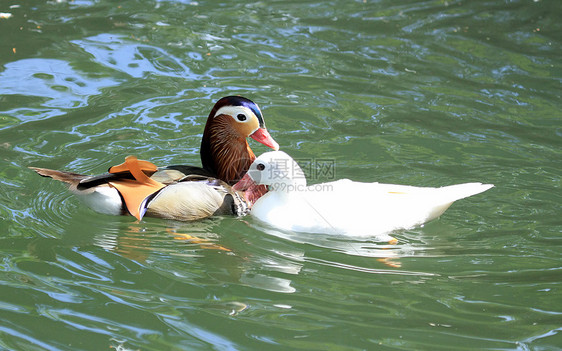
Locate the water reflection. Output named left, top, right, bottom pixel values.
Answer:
left=92, top=219, right=230, bottom=261
left=239, top=217, right=496, bottom=274
left=25, top=214, right=303, bottom=294
left=245, top=220, right=408, bottom=265
left=21, top=204, right=453, bottom=296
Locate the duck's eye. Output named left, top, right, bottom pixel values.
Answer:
left=237, top=113, right=247, bottom=121
left=256, top=163, right=265, bottom=171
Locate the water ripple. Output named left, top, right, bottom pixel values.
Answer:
left=72, top=33, right=201, bottom=80
left=0, top=0, right=560, bottom=349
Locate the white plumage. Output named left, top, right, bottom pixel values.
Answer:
left=237, top=151, right=494, bottom=241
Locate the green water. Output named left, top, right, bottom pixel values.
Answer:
left=1, top=0, right=560, bottom=350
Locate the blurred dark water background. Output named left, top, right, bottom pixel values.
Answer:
left=0, top=0, right=560, bottom=349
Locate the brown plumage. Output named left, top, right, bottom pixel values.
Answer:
left=204, top=114, right=254, bottom=183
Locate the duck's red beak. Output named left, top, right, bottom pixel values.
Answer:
left=233, top=172, right=255, bottom=192
left=233, top=173, right=267, bottom=206
left=250, top=128, right=279, bottom=151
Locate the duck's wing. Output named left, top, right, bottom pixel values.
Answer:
left=302, top=180, right=493, bottom=234
left=316, top=180, right=493, bottom=204
left=145, top=178, right=248, bottom=221
left=73, top=164, right=214, bottom=189
left=75, top=172, right=135, bottom=189
left=161, top=165, right=215, bottom=178
left=147, top=165, right=215, bottom=185
left=29, top=162, right=201, bottom=192
left=50, top=157, right=160, bottom=190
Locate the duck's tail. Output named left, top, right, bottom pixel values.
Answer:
left=419, top=182, right=494, bottom=222
left=28, top=167, right=88, bottom=186
left=438, top=182, right=494, bottom=203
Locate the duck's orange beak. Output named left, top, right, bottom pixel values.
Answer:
left=250, top=128, right=279, bottom=151
left=233, top=172, right=255, bottom=192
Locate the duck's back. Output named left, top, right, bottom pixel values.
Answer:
left=252, top=180, right=493, bottom=237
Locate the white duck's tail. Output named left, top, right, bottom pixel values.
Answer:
left=437, top=182, right=494, bottom=203
left=420, top=182, right=493, bottom=223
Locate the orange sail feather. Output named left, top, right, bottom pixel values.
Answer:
left=108, top=156, right=165, bottom=220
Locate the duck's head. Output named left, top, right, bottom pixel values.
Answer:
left=201, top=96, right=279, bottom=184
left=233, top=151, right=306, bottom=193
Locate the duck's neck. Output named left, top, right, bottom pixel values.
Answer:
left=201, top=115, right=255, bottom=184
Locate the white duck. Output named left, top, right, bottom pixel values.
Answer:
left=233, top=151, right=494, bottom=242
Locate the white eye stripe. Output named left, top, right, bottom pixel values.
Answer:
left=213, top=106, right=256, bottom=123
